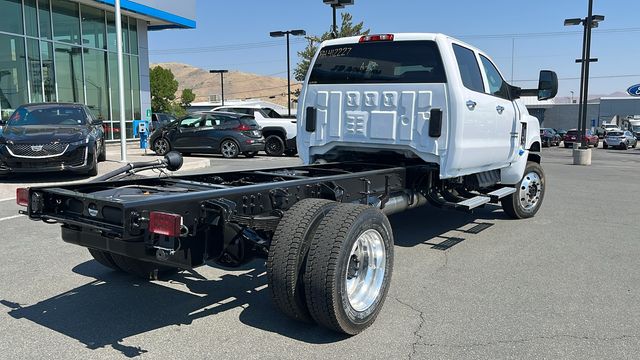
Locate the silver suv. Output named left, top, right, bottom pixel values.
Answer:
left=603, top=130, right=638, bottom=150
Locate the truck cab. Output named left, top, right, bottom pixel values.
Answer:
left=297, top=33, right=556, bottom=184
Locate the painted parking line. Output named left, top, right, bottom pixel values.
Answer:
left=0, top=215, right=23, bottom=222
left=0, top=198, right=16, bottom=203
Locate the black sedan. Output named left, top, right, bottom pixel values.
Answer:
left=150, top=112, right=264, bottom=158
left=0, top=103, right=105, bottom=177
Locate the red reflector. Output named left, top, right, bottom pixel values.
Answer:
left=149, top=211, right=183, bottom=237
left=16, top=188, right=29, bottom=207
left=235, top=124, right=251, bottom=131
left=359, top=34, right=394, bottom=43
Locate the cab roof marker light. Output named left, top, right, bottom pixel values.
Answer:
left=359, top=34, right=394, bottom=43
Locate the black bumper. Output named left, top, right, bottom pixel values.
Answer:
left=0, top=145, right=93, bottom=175
left=238, top=140, right=265, bottom=153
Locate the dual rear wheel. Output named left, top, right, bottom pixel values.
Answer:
left=267, top=199, right=394, bottom=335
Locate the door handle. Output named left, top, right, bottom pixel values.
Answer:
left=496, top=105, right=505, bottom=114
left=466, top=100, right=477, bottom=110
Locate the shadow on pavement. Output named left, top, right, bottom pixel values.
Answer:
left=0, top=204, right=505, bottom=357
left=0, top=171, right=90, bottom=184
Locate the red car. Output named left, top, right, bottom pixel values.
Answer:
left=563, top=129, right=599, bottom=148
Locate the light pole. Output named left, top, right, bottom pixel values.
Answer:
left=565, top=0, right=604, bottom=148
left=115, top=0, right=127, bottom=161
left=570, top=90, right=574, bottom=104
left=323, top=0, right=354, bottom=38
left=270, top=29, right=306, bottom=117
left=209, top=69, right=228, bottom=106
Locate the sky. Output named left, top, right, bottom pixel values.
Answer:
left=148, top=0, right=640, bottom=100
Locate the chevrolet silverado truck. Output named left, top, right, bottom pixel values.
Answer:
left=18, top=33, right=556, bottom=335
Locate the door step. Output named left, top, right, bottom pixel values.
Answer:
left=426, top=186, right=516, bottom=212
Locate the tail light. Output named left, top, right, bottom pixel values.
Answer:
left=359, top=34, right=394, bottom=43
left=149, top=211, right=183, bottom=237
left=235, top=124, right=251, bottom=131
left=16, top=188, right=29, bottom=207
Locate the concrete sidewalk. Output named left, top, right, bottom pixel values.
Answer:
left=105, top=142, right=212, bottom=174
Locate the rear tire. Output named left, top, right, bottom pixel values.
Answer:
left=153, top=138, right=171, bottom=156
left=265, top=135, right=285, bottom=156
left=501, top=161, right=545, bottom=219
left=220, top=139, right=240, bottom=158
left=266, top=199, right=338, bottom=323
left=88, top=249, right=122, bottom=271
left=304, top=204, right=394, bottom=335
left=110, top=254, right=179, bottom=280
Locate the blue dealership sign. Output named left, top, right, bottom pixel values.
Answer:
left=627, top=84, right=640, bottom=96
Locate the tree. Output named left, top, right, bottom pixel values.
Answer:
left=180, top=88, right=196, bottom=108
left=293, top=13, right=369, bottom=82
left=150, top=66, right=178, bottom=113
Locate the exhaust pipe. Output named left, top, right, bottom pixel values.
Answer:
left=378, top=191, right=429, bottom=215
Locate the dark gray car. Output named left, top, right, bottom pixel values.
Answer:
left=149, top=111, right=264, bottom=158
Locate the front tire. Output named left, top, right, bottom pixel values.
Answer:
left=501, top=161, right=545, bottom=219
left=265, top=135, right=285, bottom=156
left=153, top=138, right=171, bottom=156
left=86, top=145, right=98, bottom=176
left=603, top=143, right=608, bottom=149
left=97, top=139, right=106, bottom=162
left=304, top=204, right=394, bottom=335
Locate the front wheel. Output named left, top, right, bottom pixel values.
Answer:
left=220, top=139, right=239, bottom=158
left=304, top=204, right=394, bottom=335
left=86, top=145, right=98, bottom=176
left=97, top=139, right=106, bottom=162
left=153, top=137, right=171, bottom=156
left=603, top=143, right=608, bottom=149
left=501, top=161, right=545, bottom=219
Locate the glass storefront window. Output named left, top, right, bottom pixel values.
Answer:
left=129, top=19, right=138, bottom=55
left=124, top=55, right=132, bottom=119
left=131, top=56, right=141, bottom=119
left=52, top=0, right=81, bottom=45
left=108, top=51, right=119, bottom=120
left=0, top=0, right=23, bottom=35
left=106, top=13, right=129, bottom=53
left=24, top=0, right=39, bottom=38
left=54, top=43, right=84, bottom=103
left=26, top=39, right=43, bottom=103
left=81, top=5, right=106, bottom=50
left=0, top=33, right=28, bottom=119
left=84, top=49, right=109, bottom=120
left=38, top=0, right=52, bottom=39
left=40, top=41, right=55, bottom=102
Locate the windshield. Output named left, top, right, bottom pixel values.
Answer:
left=631, top=125, right=640, bottom=132
left=309, top=40, right=446, bottom=84
left=7, top=106, right=88, bottom=126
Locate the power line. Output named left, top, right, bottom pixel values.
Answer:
left=456, top=27, right=640, bottom=39
left=150, top=38, right=307, bottom=55
left=513, top=74, right=640, bottom=82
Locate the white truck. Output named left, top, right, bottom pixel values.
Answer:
left=212, top=105, right=298, bottom=156
left=19, top=33, right=557, bottom=336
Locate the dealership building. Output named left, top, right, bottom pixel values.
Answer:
left=0, top=0, right=195, bottom=139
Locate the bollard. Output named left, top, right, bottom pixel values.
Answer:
left=572, top=148, right=591, bottom=165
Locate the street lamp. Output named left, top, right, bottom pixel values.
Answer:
left=270, top=29, right=306, bottom=117
left=209, top=69, right=229, bottom=106
left=323, top=0, right=354, bottom=38
left=564, top=0, right=604, bottom=148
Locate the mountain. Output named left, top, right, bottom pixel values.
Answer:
left=151, top=62, right=301, bottom=107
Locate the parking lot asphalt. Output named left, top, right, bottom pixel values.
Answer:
left=0, top=146, right=638, bottom=360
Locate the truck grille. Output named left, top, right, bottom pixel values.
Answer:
left=7, top=143, right=69, bottom=158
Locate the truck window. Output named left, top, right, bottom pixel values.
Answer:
left=452, top=44, right=484, bottom=93
left=309, top=40, right=446, bottom=84
left=479, top=55, right=511, bottom=100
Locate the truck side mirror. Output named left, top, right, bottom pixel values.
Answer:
left=537, top=70, right=558, bottom=101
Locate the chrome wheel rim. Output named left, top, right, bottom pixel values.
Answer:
left=221, top=141, right=237, bottom=157
left=345, top=229, right=386, bottom=312
left=154, top=139, right=169, bottom=154
left=518, top=171, right=543, bottom=211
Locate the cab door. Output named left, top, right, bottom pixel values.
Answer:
left=477, top=54, right=517, bottom=163
left=172, top=115, right=204, bottom=151
left=450, top=43, right=514, bottom=171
